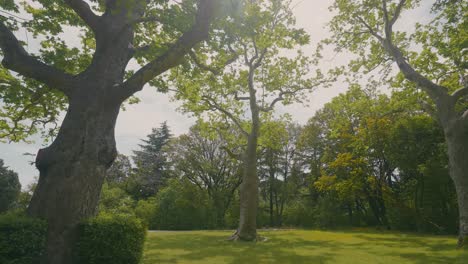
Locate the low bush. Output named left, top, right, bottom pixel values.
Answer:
left=73, top=213, right=147, bottom=264
left=0, top=211, right=47, bottom=264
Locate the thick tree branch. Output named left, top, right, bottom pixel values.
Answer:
left=390, top=0, right=407, bottom=27
left=121, top=0, right=216, bottom=100
left=359, top=1, right=449, bottom=102
left=64, top=0, right=100, bottom=31
left=452, top=86, right=468, bottom=101
left=379, top=30, right=448, bottom=101
left=0, top=22, right=74, bottom=96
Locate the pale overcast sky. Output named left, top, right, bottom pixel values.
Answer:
left=0, top=0, right=433, bottom=187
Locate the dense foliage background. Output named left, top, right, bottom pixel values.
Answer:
left=5, top=84, right=456, bottom=234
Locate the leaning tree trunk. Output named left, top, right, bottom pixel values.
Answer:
left=444, top=119, right=468, bottom=248
left=27, top=92, right=121, bottom=264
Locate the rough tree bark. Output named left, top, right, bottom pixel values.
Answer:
left=445, top=120, right=468, bottom=247
left=0, top=0, right=216, bottom=263
left=28, top=92, right=121, bottom=264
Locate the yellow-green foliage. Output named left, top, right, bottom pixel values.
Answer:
left=143, top=229, right=467, bottom=264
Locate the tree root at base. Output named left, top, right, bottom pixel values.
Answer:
left=457, top=235, right=468, bottom=249
left=227, top=230, right=268, bottom=242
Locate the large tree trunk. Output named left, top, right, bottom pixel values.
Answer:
left=235, top=130, right=259, bottom=241
left=444, top=120, right=468, bottom=248
left=27, top=92, right=120, bottom=264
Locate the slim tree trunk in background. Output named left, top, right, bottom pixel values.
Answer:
left=269, top=164, right=275, bottom=227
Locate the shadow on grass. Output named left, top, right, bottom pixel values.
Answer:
left=144, top=232, right=335, bottom=264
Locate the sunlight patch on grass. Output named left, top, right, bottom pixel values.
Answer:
left=143, top=230, right=468, bottom=264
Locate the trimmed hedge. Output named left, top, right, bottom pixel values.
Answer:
left=0, top=211, right=47, bottom=264
left=74, top=214, right=147, bottom=264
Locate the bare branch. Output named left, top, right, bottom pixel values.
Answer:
left=0, top=22, right=74, bottom=96
left=121, top=0, right=216, bottom=100
left=64, top=0, right=100, bottom=31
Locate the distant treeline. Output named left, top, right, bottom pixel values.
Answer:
left=92, top=86, right=457, bottom=234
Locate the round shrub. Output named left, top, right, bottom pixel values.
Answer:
left=74, top=214, right=147, bottom=264
left=0, top=211, right=47, bottom=264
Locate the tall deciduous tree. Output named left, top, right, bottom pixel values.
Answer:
left=327, top=0, right=468, bottom=247
left=169, top=124, right=242, bottom=228
left=0, top=0, right=221, bottom=262
left=171, top=0, right=324, bottom=240
left=0, top=159, right=21, bottom=213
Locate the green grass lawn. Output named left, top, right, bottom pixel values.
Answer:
left=143, top=229, right=468, bottom=264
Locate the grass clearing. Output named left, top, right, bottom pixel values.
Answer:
left=143, top=229, right=467, bottom=264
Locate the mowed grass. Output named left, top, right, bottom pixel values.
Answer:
left=143, top=229, right=468, bottom=264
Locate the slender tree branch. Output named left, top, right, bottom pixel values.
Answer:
left=0, top=22, right=74, bottom=96
left=260, top=78, right=327, bottom=112
left=221, top=146, right=242, bottom=161
left=253, top=48, right=267, bottom=69
left=235, top=92, right=250, bottom=101
left=356, top=15, right=384, bottom=42
left=201, top=95, right=249, bottom=137
left=189, top=50, right=220, bottom=75
left=121, top=0, right=216, bottom=100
